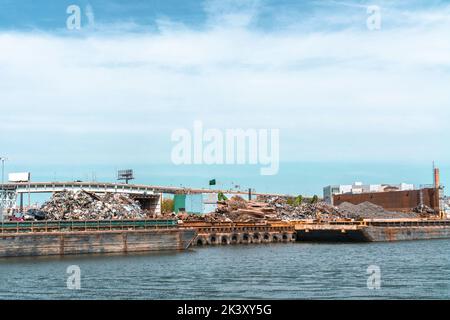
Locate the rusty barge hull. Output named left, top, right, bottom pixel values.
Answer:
left=362, top=225, right=450, bottom=242
left=295, top=220, right=450, bottom=242
left=0, top=219, right=197, bottom=257
left=0, top=229, right=196, bottom=258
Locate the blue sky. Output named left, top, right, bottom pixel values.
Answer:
left=0, top=0, right=449, bottom=197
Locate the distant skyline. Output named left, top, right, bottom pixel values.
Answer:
left=1, top=0, right=449, bottom=197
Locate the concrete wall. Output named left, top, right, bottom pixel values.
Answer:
left=333, top=188, right=440, bottom=212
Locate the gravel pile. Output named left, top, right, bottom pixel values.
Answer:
left=337, top=201, right=418, bottom=219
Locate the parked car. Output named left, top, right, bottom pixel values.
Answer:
left=26, top=209, right=46, bottom=220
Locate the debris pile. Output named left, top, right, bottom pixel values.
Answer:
left=267, top=197, right=344, bottom=220
left=412, top=204, right=435, bottom=214
left=215, top=196, right=278, bottom=221
left=169, top=196, right=278, bottom=222
left=41, top=190, right=145, bottom=220
left=172, top=196, right=425, bottom=222
left=173, top=196, right=345, bottom=222
left=336, top=201, right=418, bottom=219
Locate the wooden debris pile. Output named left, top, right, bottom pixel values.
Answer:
left=215, top=196, right=278, bottom=221
left=171, top=196, right=278, bottom=222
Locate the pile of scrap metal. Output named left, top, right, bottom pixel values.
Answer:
left=40, top=190, right=146, bottom=220
left=412, top=204, right=436, bottom=214
left=167, top=195, right=426, bottom=222
left=268, top=197, right=345, bottom=220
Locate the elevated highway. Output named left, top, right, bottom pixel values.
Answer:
left=0, top=181, right=284, bottom=196
left=0, top=181, right=285, bottom=211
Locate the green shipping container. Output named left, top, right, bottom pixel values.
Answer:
left=173, top=194, right=186, bottom=213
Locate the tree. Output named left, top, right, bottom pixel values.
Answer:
left=161, top=198, right=174, bottom=214
left=218, top=192, right=228, bottom=201
left=286, top=197, right=295, bottom=206
left=294, top=195, right=303, bottom=206
left=310, top=195, right=319, bottom=204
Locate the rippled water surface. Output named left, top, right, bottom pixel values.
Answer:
left=1, top=240, right=449, bottom=299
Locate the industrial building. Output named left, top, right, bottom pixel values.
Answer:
left=323, top=182, right=415, bottom=204
left=324, top=167, right=445, bottom=215
left=333, top=187, right=440, bottom=213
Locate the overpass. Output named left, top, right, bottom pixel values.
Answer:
left=0, top=181, right=285, bottom=210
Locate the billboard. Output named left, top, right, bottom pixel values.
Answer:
left=117, top=169, right=134, bottom=184
left=8, top=172, right=31, bottom=182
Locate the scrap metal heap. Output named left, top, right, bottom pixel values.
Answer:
left=174, top=196, right=424, bottom=222
left=41, top=190, right=145, bottom=220
left=38, top=191, right=428, bottom=222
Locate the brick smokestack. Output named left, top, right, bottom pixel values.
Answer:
left=434, top=168, right=440, bottom=189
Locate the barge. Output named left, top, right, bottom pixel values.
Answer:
left=0, top=219, right=196, bottom=258
left=295, top=219, right=450, bottom=242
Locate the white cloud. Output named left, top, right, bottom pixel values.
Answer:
left=0, top=2, right=449, bottom=165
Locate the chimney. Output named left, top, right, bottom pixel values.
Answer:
left=434, top=167, right=440, bottom=189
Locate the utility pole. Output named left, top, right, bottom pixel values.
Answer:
left=0, top=156, right=6, bottom=222
left=0, top=156, right=6, bottom=184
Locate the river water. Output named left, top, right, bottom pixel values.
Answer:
left=1, top=240, right=449, bottom=300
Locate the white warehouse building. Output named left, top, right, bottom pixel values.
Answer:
left=323, top=182, right=415, bottom=204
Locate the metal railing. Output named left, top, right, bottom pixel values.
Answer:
left=0, top=219, right=178, bottom=234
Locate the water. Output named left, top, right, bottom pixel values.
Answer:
left=1, top=240, right=449, bottom=300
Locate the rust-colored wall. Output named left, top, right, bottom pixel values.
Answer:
left=333, top=188, right=440, bottom=213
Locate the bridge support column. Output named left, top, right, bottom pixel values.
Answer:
left=20, top=193, right=23, bottom=213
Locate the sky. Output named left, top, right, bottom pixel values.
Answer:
left=0, top=0, right=449, bottom=197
